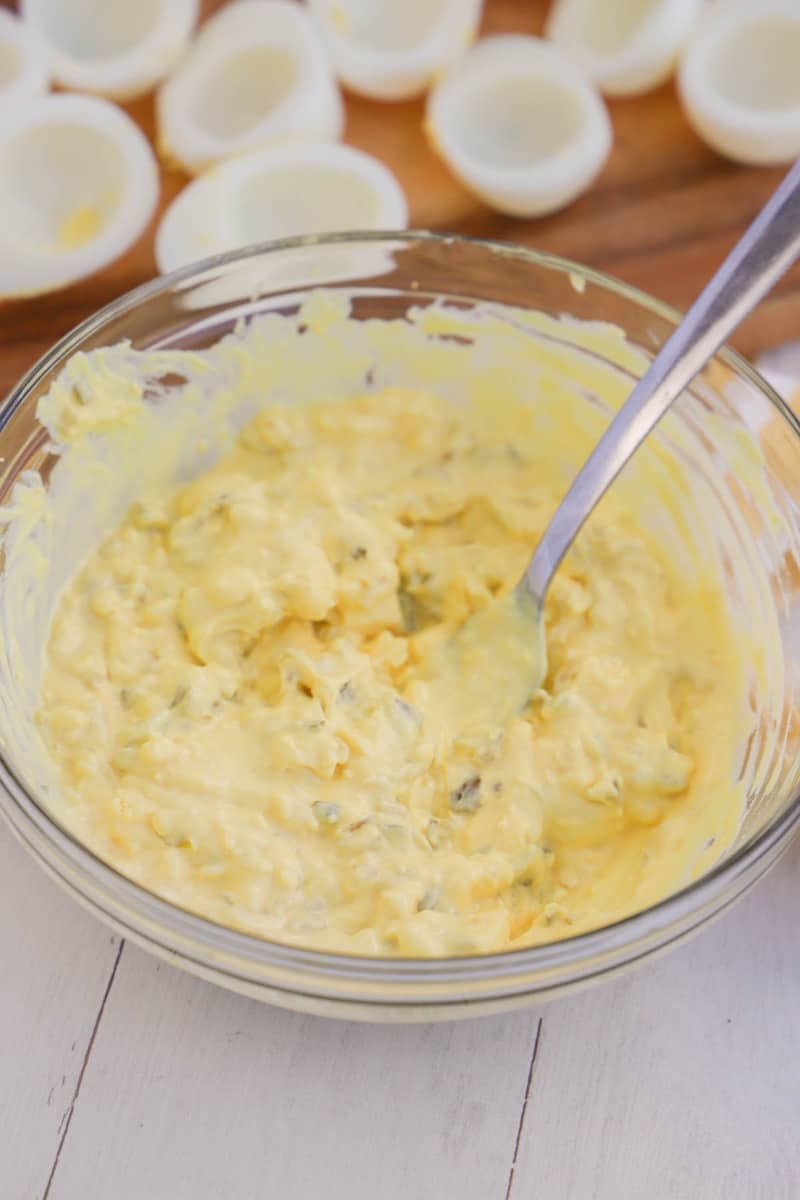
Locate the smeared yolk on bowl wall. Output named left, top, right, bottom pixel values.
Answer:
left=37, top=376, right=747, bottom=957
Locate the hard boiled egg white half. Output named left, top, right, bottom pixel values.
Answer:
left=426, top=35, right=612, bottom=217
left=20, top=0, right=198, bottom=100
left=0, top=7, right=49, bottom=106
left=0, top=94, right=159, bottom=299
left=305, top=0, right=484, bottom=101
left=155, top=141, right=408, bottom=274
left=678, top=0, right=800, bottom=165
left=157, top=0, right=344, bottom=175
left=546, top=0, right=702, bottom=97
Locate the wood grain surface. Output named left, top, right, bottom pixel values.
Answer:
left=2, top=0, right=799, bottom=403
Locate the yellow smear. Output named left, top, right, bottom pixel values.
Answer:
left=329, top=3, right=350, bottom=34
left=57, top=204, right=103, bottom=250
left=36, top=383, right=748, bottom=958
left=0, top=292, right=765, bottom=960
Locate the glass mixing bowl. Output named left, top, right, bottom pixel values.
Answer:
left=1, top=233, right=798, bottom=1022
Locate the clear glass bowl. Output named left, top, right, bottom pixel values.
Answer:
left=1, top=233, right=798, bottom=1022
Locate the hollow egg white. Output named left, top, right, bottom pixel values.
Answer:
left=678, top=0, right=800, bottom=165
left=305, top=0, right=484, bottom=101
left=546, top=0, right=702, bottom=97
left=155, top=140, right=408, bottom=274
left=0, top=8, right=49, bottom=106
left=0, top=93, right=159, bottom=298
left=157, top=0, right=344, bottom=175
left=20, top=0, right=198, bottom=100
left=426, top=35, right=612, bottom=217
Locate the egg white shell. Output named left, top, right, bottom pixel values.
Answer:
left=305, top=0, right=484, bottom=101
left=678, top=0, right=800, bottom=165
left=426, top=35, right=612, bottom=217
left=20, top=0, right=198, bottom=100
left=153, top=173, right=224, bottom=276
left=218, top=142, right=408, bottom=247
left=0, top=94, right=159, bottom=299
left=0, top=8, right=49, bottom=105
left=157, top=0, right=344, bottom=175
left=546, top=0, right=702, bottom=96
left=155, top=141, right=408, bottom=274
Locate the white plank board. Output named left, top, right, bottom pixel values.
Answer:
left=510, top=838, right=800, bottom=1200
left=0, top=823, right=122, bottom=1200
left=47, top=945, right=542, bottom=1200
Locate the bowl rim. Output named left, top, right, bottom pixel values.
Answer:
left=2, top=228, right=799, bottom=991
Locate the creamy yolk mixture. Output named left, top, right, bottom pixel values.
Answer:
left=38, top=386, right=745, bottom=956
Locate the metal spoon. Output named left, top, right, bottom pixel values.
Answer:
left=439, top=157, right=800, bottom=727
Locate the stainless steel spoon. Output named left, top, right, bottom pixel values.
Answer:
left=441, top=156, right=800, bottom=726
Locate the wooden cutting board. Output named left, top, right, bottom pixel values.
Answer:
left=2, top=0, right=799, bottom=400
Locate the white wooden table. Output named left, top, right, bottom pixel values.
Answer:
left=3, top=818, right=798, bottom=1200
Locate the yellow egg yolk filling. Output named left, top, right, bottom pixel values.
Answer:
left=37, top=384, right=746, bottom=957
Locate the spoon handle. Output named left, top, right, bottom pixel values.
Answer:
left=524, top=156, right=800, bottom=605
